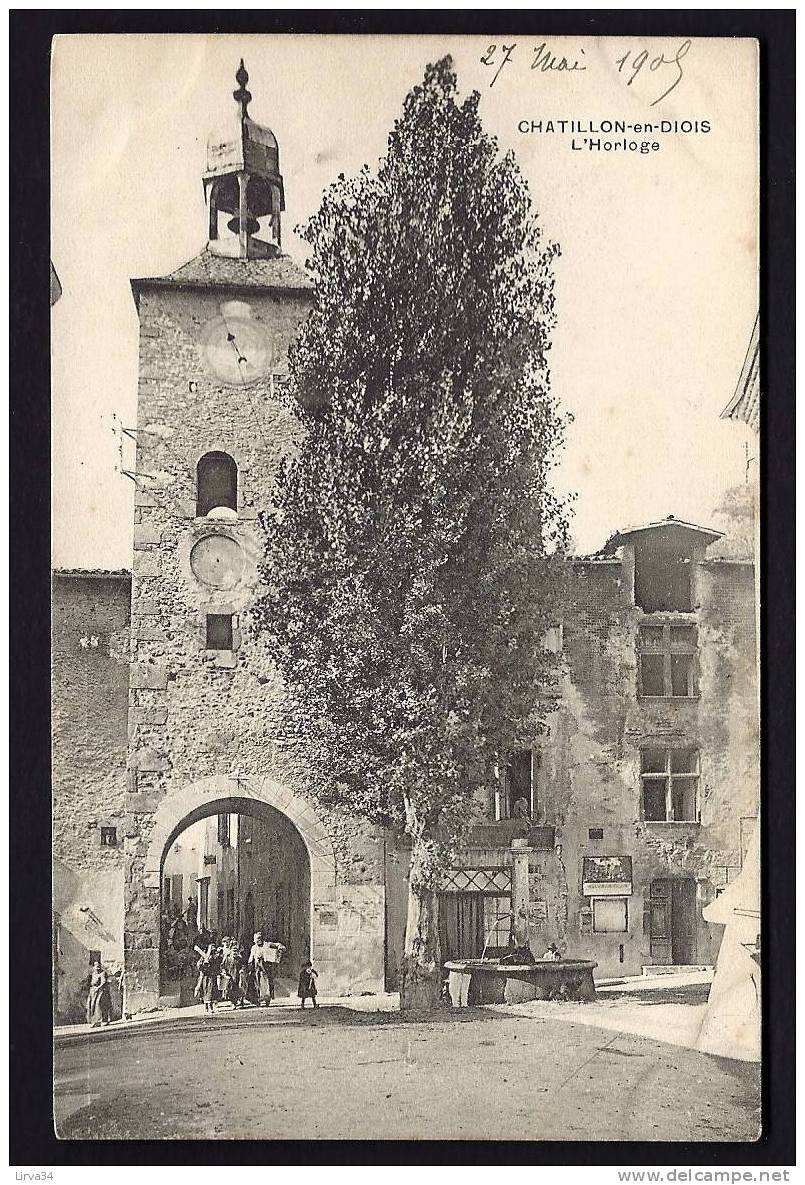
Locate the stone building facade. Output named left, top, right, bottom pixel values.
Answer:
left=381, top=519, right=758, bottom=983
left=51, top=66, right=759, bottom=1016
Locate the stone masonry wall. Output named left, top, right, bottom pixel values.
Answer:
left=52, top=572, right=131, bottom=1020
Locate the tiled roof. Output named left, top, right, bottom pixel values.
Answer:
left=53, top=569, right=131, bottom=581
left=131, top=249, right=314, bottom=296
left=610, top=517, right=723, bottom=544
left=721, top=313, right=760, bottom=433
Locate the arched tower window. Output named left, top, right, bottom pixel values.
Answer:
left=196, top=451, right=238, bottom=517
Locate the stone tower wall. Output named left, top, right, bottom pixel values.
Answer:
left=123, top=283, right=385, bottom=1010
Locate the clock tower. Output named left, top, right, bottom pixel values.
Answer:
left=122, top=65, right=387, bottom=1012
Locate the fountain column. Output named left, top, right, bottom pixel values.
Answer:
left=510, top=838, right=533, bottom=949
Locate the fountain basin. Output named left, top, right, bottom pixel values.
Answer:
left=444, top=958, right=597, bottom=1006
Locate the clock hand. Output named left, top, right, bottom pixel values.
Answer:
left=225, top=329, right=249, bottom=367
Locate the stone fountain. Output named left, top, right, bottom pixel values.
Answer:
left=444, top=838, right=597, bottom=1006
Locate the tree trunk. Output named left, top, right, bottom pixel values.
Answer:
left=399, top=839, right=442, bottom=1011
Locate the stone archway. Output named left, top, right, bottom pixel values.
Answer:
left=124, top=774, right=338, bottom=1013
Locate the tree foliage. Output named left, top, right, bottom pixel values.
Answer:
left=253, top=56, right=569, bottom=899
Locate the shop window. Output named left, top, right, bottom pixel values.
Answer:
left=196, top=451, right=237, bottom=517
left=206, top=613, right=233, bottom=650
left=592, top=898, right=628, bottom=933
left=100, top=826, right=117, bottom=847
left=638, top=625, right=696, bottom=698
left=633, top=539, right=692, bottom=613
left=217, top=813, right=231, bottom=847
left=227, top=887, right=236, bottom=929
left=640, top=747, right=700, bottom=822
left=582, top=856, right=632, bottom=896
left=495, top=750, right=534, bottom=820
left=217, top=890, right=225, bottom=928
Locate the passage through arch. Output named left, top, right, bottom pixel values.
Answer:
left=124, top=774, right=386, bottom=1013
left=196, top=451, right=238, bottom=517
left=159, top=796, right=311, bottom=1005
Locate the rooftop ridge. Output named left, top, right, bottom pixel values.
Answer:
left=53, top=568, right=132, bottom=580
left=131, top=248, right=314, bottom=298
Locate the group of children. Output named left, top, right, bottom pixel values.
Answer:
left=194, top=932, right=319, bottom=1014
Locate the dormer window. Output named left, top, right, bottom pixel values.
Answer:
left=609, top=518, right=723, bottom=615
left=197, top=451, right=237, bottom=517
left=633, top=537, right=692, bottom=613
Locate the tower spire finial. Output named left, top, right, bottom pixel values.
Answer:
left=233, top=59, right=251, bottom=119
left=205, top=61, right=285, bottom=258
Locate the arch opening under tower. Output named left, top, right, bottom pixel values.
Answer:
left=159, top=797, right=311, bottom=1006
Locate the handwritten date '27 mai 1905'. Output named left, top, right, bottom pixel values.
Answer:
left=481, top=39, right=692, bottom=108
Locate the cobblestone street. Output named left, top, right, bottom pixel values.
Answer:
left=54, top=986, right=760, bottom=1142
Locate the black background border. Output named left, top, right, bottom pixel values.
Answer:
left=10, top=7, right=795, bottom=1168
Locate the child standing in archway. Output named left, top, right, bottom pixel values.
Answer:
left=298, top=959, right=318, bottom=1009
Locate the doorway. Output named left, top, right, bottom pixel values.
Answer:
left=649, top=877, right=697, bottom=964
left=243, top=891, right=255, bottom=941
left=438, top=893, right=511, bottom=962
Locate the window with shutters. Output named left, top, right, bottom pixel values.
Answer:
left=217, top=813, right=231, bottom=847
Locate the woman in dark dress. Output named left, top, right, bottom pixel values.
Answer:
left=196, top=944, right=221, bottom=1014
left=220, top=938, right=245, bottom=1008
left=86, top=960, right=113, bottom=1026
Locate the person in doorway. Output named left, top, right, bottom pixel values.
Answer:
left=168, top=914, right=188, bottom=952
left=86, top=959, right=113, bottom=1027
left=298, top=959, right=318, bottom=1009
left=248, top=932, right=279, bottom=1006
left=195, top=944, right=221, bottom=1014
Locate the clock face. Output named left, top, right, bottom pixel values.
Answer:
left=189, top=534, right=244, bottom=589
left=201, top=308, right=274, bottom=386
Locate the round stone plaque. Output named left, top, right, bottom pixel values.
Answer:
left=189, top=534, right=244, bottom=589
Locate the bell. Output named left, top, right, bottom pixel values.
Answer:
left=226, top=213, right=261, bottom=236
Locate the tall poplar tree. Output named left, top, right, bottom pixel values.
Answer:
left=253, top=57, right=569, bottom=1008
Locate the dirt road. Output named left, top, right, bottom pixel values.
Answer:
left=54, top=1002, right=760, bottom=1142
